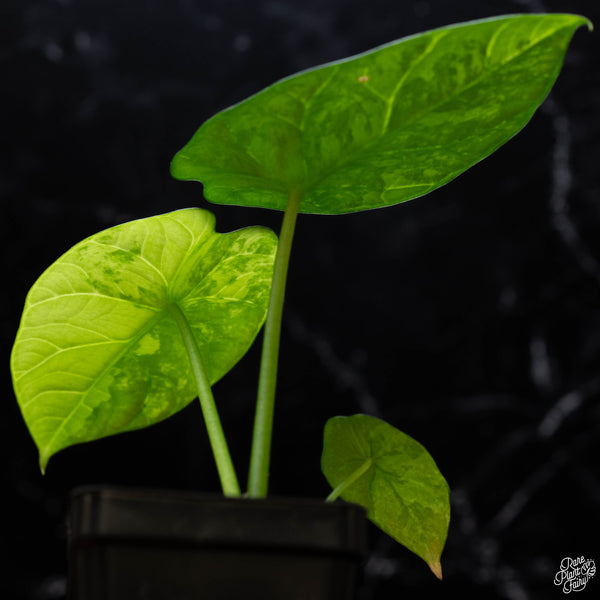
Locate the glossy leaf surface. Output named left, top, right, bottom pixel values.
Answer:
left=11, top=209, right=277, bottom=470
left=171, top=14, right=590, bottom=214
left=322, top=414, right=450, bottom=578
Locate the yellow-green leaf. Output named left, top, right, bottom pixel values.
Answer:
left=322, top=414, right=450, bottom=578
left=11, top=208, right=277, bottom=470
left=171, top=14, right=591, bottom=214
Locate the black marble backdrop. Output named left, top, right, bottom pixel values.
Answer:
left=2, top=1, right=599, bottom=598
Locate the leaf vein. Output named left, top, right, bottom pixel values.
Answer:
left=15, top=340, right=128, bottom=386
left=88, top=239, right=170, bottom=289
left=383, top=31, right=451, bottom=132
left=39, top=310, right=167, bottom=458
left=485, top=21, right=510, bottom=59
left=27, top=292, right=160, bottom=312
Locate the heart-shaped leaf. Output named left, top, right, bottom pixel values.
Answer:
left=11, top=208, right=277, bottom=471
left=171, top=14, right=590, bottom=214
left=322, top=414, right=450, bottom=578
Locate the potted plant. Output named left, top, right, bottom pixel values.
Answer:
left=10, top=13, right=590, bottom=599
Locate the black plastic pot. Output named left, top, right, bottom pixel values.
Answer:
left=68, top=486, right=366, bottom=600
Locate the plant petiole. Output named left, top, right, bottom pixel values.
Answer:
left=169, top=302, right=241, bottom=497
left=325, top=458, right=372, bottom=502
left=247, top=189, right=302, bottom=497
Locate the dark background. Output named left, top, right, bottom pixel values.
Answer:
left=2, top=0, right=599, bottom=598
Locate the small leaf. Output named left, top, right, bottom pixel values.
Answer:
left=11, top=209, right=277, bottom=470
left=171, top=14, right=591, bottom=215
left=322, top=414, right=450, bottom=578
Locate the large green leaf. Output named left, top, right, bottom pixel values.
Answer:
left=322, top=414, right=450, bottom=578
left=11, top=209, right=277, bottom=470
left=171, top=14, right=590, bottom=215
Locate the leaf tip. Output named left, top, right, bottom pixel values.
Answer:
left=39, top=451, right=50, bottom=475
left=575, top=14, right=594, bottom=32
left=428, top=560, right=443, bottom=581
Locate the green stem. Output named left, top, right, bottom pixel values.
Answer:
left=325, top=459, right=373, bottom=502
left=247, top=189, right=302, bottom=497
left=169, top=303, right=241, bottom=497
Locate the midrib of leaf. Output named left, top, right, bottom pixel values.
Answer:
left=297, top=20, right=577, bottom=196
left=376, top=476, right=431, bottom=552
left=376, top=471, right=449, bottom=578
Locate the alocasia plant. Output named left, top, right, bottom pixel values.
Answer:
left=11, top=13, right=590, bottom=579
